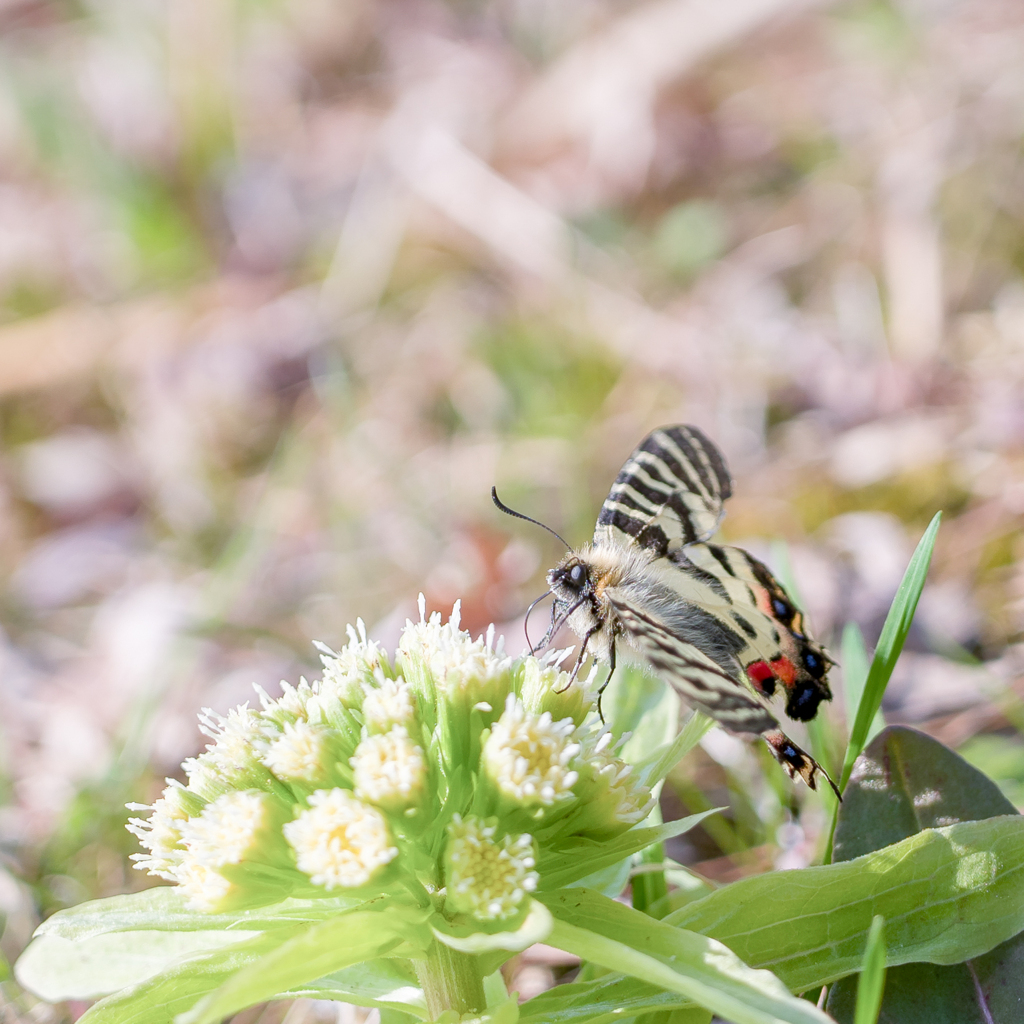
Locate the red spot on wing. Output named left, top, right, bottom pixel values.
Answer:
left=770, top=656, right=797, bottom=688
left=746, top=660, right=774, bottom=694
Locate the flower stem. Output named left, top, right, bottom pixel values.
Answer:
left=415, top=941, right=487, bottom=1019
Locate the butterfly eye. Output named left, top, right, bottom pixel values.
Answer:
left=570, top=564, right=585, bottom=585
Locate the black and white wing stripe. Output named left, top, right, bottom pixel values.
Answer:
left=607, top=592, right=775, bottom=734
left=607, top=591, right=837, bottom=795
left=594, top=425, right=732, bottom=557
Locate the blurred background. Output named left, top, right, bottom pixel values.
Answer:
left=2, top=0, right=1024, bottom=1018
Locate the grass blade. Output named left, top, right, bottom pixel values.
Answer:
left=854, top=915, right=886, bottom=1024
left=839, top=512, right=941, bottom=792
left=840, top=622, right=884, bottom=745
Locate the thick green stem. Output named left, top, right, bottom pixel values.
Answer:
left=415, top=941, right=487, bottom=1019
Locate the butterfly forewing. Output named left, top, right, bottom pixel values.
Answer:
left=594, top=425, right=732, bottom=555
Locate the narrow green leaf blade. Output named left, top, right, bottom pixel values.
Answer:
left=854, top=916, right=886, bottom=1024
left=839, top=512, right=941, bottom=791
left=637, top=711, right=716, bottom=786
left=541, top=889, right=832, bottom=1024
left=537, top=810, right=720, bottom=891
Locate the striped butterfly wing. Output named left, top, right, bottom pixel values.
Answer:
left=595, top=424, right=832, bottom=727
left=594, top=425, right=732, bottom=556
left=606, top=590, right=836, bottom=795
left=669, top=543, right=833, bottom=724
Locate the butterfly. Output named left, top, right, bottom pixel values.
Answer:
left=495, top=425, right=838, bottom=797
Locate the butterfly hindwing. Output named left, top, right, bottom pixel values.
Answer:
left=606, top=590, right=832, bottom=793
left=594, top=425, right=732, bottom=556
left=675, top=544, right=833, bottom=723
left=606, top=590, right=776, bottom=732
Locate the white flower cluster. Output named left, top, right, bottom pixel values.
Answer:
left=283, top=789, right=397, bottom=889
left=483, top=696, right=580, bottom=807
left=128, top=600, right=652, bottom=921
left=445, top=815, right=538, bottom=920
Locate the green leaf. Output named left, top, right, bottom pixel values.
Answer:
left=518, top=974, right=703, bottom=1024
left=74, top=925, right=310, bottom=1024
left=537, top=810, right=720, bottom=891
left=31, top=886, right=363, bottom=941
left=854, top=916, right=886, bottom=1024
left=181, top=901, right=433, bottom=1024
left=43, top=896, right=429, bottom=1024
left=669, top=816, right=1024, bottom=993
left=827, top=726, right=1024, bottom=1023
left=637, top=711, right=715, bottom=787
left=841, top=623, right=883, bottom=742
left=540, top=888, right=832, bottom=1024
left=825, top=954, right=1024, bottom=1024
left=838, top=512, right=941, bottom=792
left=832, top=726, right=1017, bottom=861
left=14, top=929, right=262, bottom=1002
left=270, top=959, right=428, bottom=1018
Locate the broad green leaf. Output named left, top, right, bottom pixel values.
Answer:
left=839, top=512, right=941, bottom=792
left=670, top=816, right=1024, bottom=992
left=541, top=888, right=832, bottom=1024
left=833, top=727, right=1016, bottom=861
left=181, top=902, right=433, bottom=1024
left=567, top=852, right=634, bottom=899
left=826, top=954, right=1024, bottom=1024
left=853, top=916, right=886, bottom=1024
left=519, top=975, right=687, bottom=1023
left=827, top=726, right=1023, bottom=1023
left=272, top=959, right=427, bottom=1019
left=74, top=925, right=310, bottom=1024
left=15, top=929, right=261, bottom=1002
left=538, top=811, right=720, bottom=891
left=380, top=1011, right=422, bottom=1024
left=519, top=973, right=705, bottom=1024
left=31, top=885, right=363, bottom=941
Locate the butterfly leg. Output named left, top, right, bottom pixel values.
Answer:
left=596, top=641, right=617, bottom=723
left=763, top=729, right=841, bottom=801
left=560, top=624, right=599, bottom=691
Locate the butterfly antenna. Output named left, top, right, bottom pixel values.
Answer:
left=491, top=487, right=571, bottom=550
